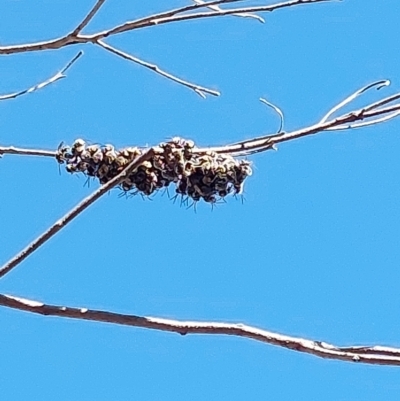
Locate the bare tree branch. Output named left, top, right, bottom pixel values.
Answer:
left=0, top=0, right=333, bottom=95
left=1, top=80, right=400, bottom=160
left=192, top=0, right=265, bottom=23
left=0, top=148, right=155, bottom=279
left=0, top=146, right=56, bottom=158
left=0, top=292, right=399, bottom=366
left=96, top=40, right=219, bottom=98
left=0, top=52, right=82, bottom=101
left=89, top=0, right=333, bottom=38
left=71, top=0, right=107, bottom=36
left=197, top=80, right=400, bottom=155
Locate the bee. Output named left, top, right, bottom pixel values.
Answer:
left=104, top=144, right=117, bottom=164
left=56, top=141, right=72, bottom=164
left=92, top=148, right=104, bottom=164
left=114, top=155, right=128, bottom=168
left=72, top=138, right=86, bottom=156
left=97, top=164, right=110, bottom=179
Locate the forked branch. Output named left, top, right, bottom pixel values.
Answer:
left=0, top=0, right=334, bottom=97
left=201, top=80, right=400, bottom=155
left=1, top=293, right=399, bottom=366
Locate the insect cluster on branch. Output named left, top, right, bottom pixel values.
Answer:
left=56, top=137, right=252, bottom=204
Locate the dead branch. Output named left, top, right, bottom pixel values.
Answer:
left=0, top=0, right=334, bottom=96
left=0, top=52, right=82, bottom=101
left=0, top=292, right=399, bottom=366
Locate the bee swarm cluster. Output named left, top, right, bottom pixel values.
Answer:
left=56, top=137, right=252, bottom=204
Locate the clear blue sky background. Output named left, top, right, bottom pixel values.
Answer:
left=1, top=0, right=400, bottom=399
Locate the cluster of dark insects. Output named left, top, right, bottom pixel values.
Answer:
left=56, top=137, right=252, bottom=205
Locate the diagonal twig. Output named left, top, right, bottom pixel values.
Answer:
left=1, top=292, right=400, bottom=366
left=71, top=0, right=108, bottom=36
left=95, top=40, right=219, bottom=98
left=195, top=80, right=400, bottom=156
left=0, top=51, right=83, bottom=101
left=0, top=148, right=155, bottom=279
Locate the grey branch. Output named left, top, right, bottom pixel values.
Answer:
left=1, top=292, right=399, bottom=366
left=0, top=52, right=82, bottom=101
left=0, top=0, right=333, bottom=96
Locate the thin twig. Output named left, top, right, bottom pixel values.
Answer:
left=96, top=40, right=219, bottom=98
left=0, top=0, right=321, bottom=54
left=0, top=146, right=56, bottom=158
left=0, top=0, right=332, bottom=96
left=126, top=0, right=334, bottom=31
left=71, top=0, right=107, bottom=35
left=193, top=0, right=264, bottom=23
left=0, top=52, right=83, bottom=101
left=195, top=81, right=400, bottom=156
left=1, top=292, right=399, bottom=366
left=319, top=80, right=390, bottom=124
left=0, top=148, right=155, bottom=279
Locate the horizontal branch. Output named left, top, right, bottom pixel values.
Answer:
left=1, top=292, right=399, bottom=366
left=0, top=146, right=56, bottom=158
left=88, top=0, right=333, bottom=39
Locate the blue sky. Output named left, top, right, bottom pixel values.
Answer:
left=1, top=0, right=400, bottom=399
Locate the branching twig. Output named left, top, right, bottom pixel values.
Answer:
left=0, top=52, right=82, bottom=101
left=0, top=0, right=333, bottom=95
left=198, top=80, right=400, bottom=155
left=192, top=0, right=265, bottom=23
left=90, top=0, right=333, bottom=37
left=1, top=77, right=399, bottom=163
left=1, top=292, right=399, bottom=366
left=96, top=40, right=219, bottom=98
left=71, top=0, right=107, bottom=36
left=0, top=148, right=155, bottom=279
left=1, top=80, right=400, bottom=160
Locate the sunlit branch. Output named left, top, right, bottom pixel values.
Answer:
left=91, top=0, right=332, bottom=37
left=1, top=293, right=399, bottom=366
left=192, top=0, right=264, bottom=23
left=197, top=80, right=400, bottom=156
left=0, top=146, right=56, bottom=158
left=0, top=0, right=333, bottom=95
left=0, top=52, right=82, bottom=101
left=96, top=40, right=219, bottom=98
